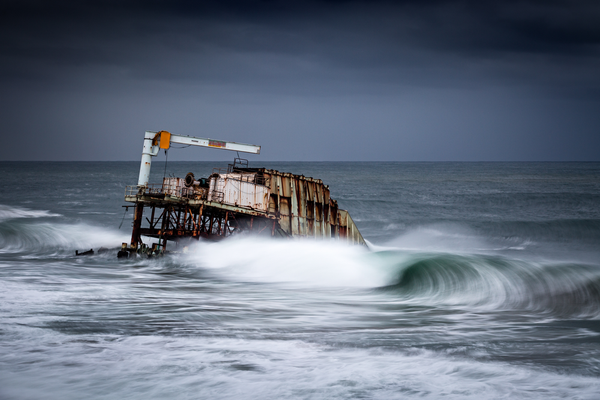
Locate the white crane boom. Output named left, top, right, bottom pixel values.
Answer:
left=137, top=130, right=261, bottom=186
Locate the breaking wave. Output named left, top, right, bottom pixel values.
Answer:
left=381, top=252, right=600, bottom=317
left=180, top=237, right=389, bottom=287
left=0, top=215, right=129, bottom=256
left=0, top=204, right=61, bottom=221
left=3, top=201, right=598, bottom=318
left=180, top=235, right=600, bottom=318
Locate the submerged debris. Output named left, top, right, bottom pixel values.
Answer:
left=75, top=247, right=110, bottom=257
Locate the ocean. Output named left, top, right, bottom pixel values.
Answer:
left=1, top=161, right=599, bottom=399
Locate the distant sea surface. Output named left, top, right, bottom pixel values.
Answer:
left=1, top=161, right=599, bottom=399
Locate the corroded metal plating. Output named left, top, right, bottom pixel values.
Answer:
left=123, top=161, right=365, bottom=255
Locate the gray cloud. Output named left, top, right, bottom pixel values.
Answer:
left=0, top=0, right=599, bottom=161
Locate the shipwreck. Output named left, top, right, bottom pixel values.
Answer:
left=119, top=131, right=365, bottom=257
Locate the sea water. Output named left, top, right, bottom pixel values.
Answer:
left=0, top=161, right=599, bottom=399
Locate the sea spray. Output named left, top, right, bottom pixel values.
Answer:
left=0, top=204, right=129, bottom=254
left=1, top=162, right=599, bottom=400
left=0, top=204, right=62, bottom=221
left=379, top=251, right=600, bottom=317
left=180, top=236, right=393, bottom=287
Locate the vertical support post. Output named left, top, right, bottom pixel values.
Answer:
left=159, top=206, right=170, bottom=252
left=194, top=209, right=200, bottom=236
left=131, top=204, right=144, bottom=247
left=150, top=206, right=156, bottom=228
left=138, top=131, right=160, bottom=186
left=197, top=204, right=204, bottom=235
left=208, top=214, right=214, bottom=235
left=200, top=215, right=207, bottom=233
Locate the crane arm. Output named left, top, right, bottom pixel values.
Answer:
left=138, top=130, right=261, bottom=186
left=154, top=131, right=261, bottom=154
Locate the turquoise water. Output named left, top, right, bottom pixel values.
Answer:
left=1, top=161, right=599, bottom=399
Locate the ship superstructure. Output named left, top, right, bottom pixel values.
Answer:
left=120, top=131, right=365, bottom=257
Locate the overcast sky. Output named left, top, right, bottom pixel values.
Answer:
left=1, top=0, right=599, bottom=161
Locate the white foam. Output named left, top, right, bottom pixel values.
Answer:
left=0, top=221, right=129, bottom=254
left=0, top=204, right=61, bottom=221
left=181, top=236, right=394, bottom=288
left=384, top=223, right=488, bottom=253
left=1, top=334, right=598, bottom=400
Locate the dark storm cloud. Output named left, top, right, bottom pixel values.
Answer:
left=1, top=0, right=599, bottom=161
left=2, top=0, right=599, bottom=93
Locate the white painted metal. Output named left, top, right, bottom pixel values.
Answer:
left=136, top=131, right=261, bottom=187
left=138, top=131, right=160, bottom=186
left=169, top=135, right=261, bottom=154
left=208, top=174, right=269, bottom=211
left=162, top=177, right=184, bottom=197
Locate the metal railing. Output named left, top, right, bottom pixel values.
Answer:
left=125, top=184, right=208, bottom=200
left=125, top=184, right=165, bottom=197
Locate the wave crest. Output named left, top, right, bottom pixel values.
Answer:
left=0, top=204, right=61, bottom=222
left=0, top=220, right=129, bottom=255
left=180, top=237, right=392, bottom=287
left=384, top=252, right=600, bottom=317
